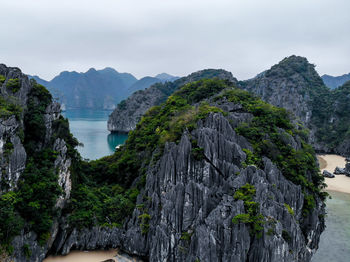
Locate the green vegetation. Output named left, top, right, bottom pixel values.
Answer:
left=23, top=244, right=31, bottom=259
left=284, top=203, right=294, bottom=216
left=138, top=213, right=151, bottom=234
left=242, top=148, right=259, bottom=167
left=0, top=75, right=5, bottom=84
left=282, top=229, right=292, bottom=243
left=312, top=81, right=350, bottom=150
left=0, top=96, right=22, bottom=120
left=0, top=192, right=24, bottom=247
left=3, top=140, right=14, bottom=157
left=232, top=184, right=265, bottom=238
left=6, top=78, right=21, bottom=93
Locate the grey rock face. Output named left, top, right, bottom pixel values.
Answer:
left=115, top=110, right=324, bottom=262
left=322, top=170, right=334, bottom=178
left=0, top=64, right=74, bottom=262
left=242, top=56, right=321, bottom=126
left=333, top=167, right=346, bottom=175
left=0, top=117, right=26, bottom=190
left=108, top=69, right=237, bottom=133
left=48, top=101, right=324, bottom=262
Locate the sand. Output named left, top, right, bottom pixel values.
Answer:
left=317, top=154, right=350, bottom=194
left=44, top=249, right=118, bottom=262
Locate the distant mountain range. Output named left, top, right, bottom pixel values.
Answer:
left=30, top=68, right=179, bottom=110
left=322, top=73, right=350, bottom=89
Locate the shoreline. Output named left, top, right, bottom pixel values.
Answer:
left=317, top=154, right=350, bottom=194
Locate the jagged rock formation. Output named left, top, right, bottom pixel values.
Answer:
left=322, top=73, right=350, bottom=89
left=0, top=64, right=77, bottom=261
left=240, top=56, right=350, bottom=156
left=241, top=56, right=326, bottom=126
left=51, top=79, right=325, bottom=262
left=107, top=69, right=236, bottom=133
left=1, top=67, right=325, bottom=262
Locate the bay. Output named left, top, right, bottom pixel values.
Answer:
left=62, top=109, right=127, bottom=160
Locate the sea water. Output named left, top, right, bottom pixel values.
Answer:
left=312, top=190, right=350, bottom=261
left=62, top=109, right=127, bottom=160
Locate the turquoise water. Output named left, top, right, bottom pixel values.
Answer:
left=62, top=109, right=127, bottom=160
left=312, top=191, right=350, bottom=261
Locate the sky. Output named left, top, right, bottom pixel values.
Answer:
left=0, top=0, right=349, bottom=80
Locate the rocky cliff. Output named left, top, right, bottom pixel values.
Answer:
left=52, top=79, right=325, bottom=262
left=0, top=64, right=78, bottom=261
left=1, top=67, right=325, bottom=262
left=241, top=56, right=350, bottom=155
left=107, top=69, right=236, bottom=133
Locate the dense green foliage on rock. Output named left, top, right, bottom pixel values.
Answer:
left=0, top=96, right=22, bottom=119
left=232, top=183, right=265, bottom=238
left=312, top=80, right=350, bottom=150
left=215, top=87, right=326, bottom=214
left=68, top=78, right=325, bottom=230
left=66, top=79, right=228, bottom=228
left=6, top=78, right=21, bottom=93
left=0, top=81, right=79, bottom=246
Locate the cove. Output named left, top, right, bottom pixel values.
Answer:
left=62, top=109, right=128, bottom=160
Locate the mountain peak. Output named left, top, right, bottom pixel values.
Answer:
left=100, top=67, right=119, bottom=74
left=155, top=72, right=178, bottom=81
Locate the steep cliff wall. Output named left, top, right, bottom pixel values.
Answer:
left=0, top=64, right=78, bottom=261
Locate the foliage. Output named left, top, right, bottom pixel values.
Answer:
left=65, top=184, right=138, bottom=229
left=138, top=213, right=151, bottom=234
left=282, top=229, right=292, bottom=243
left=232, top=184, right=265, bottom=238
left=284, top=203, right=294, bottom=216
left=6, top=78, right=21, bottom=93
left=0, top=192, right=24, bottom=245
left=242, top=148, right=259, bottom=167
left=0, top=75, right=6, bottom=84
left=3, top=140, right=14, bottom=157
left=22, top=244, right=31, bottom=259
left=16, top=150, right=62, bottom=243
left=0, top=96, right=22, bottom=120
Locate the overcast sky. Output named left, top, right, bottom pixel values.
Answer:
left=0, top=0, right=349, bottom=80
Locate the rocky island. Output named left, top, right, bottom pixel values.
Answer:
left=0, top=64, right=326, bottom=261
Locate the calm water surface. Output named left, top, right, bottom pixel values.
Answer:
left=312, top=190, right=350, bottom=261
left=62, top=109, right=127, bottom=160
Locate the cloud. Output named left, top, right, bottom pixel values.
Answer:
left=0, top=0, right=349, bottom=80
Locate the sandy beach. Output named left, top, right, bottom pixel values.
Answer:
left=317, top=154, right=350, bottom=194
